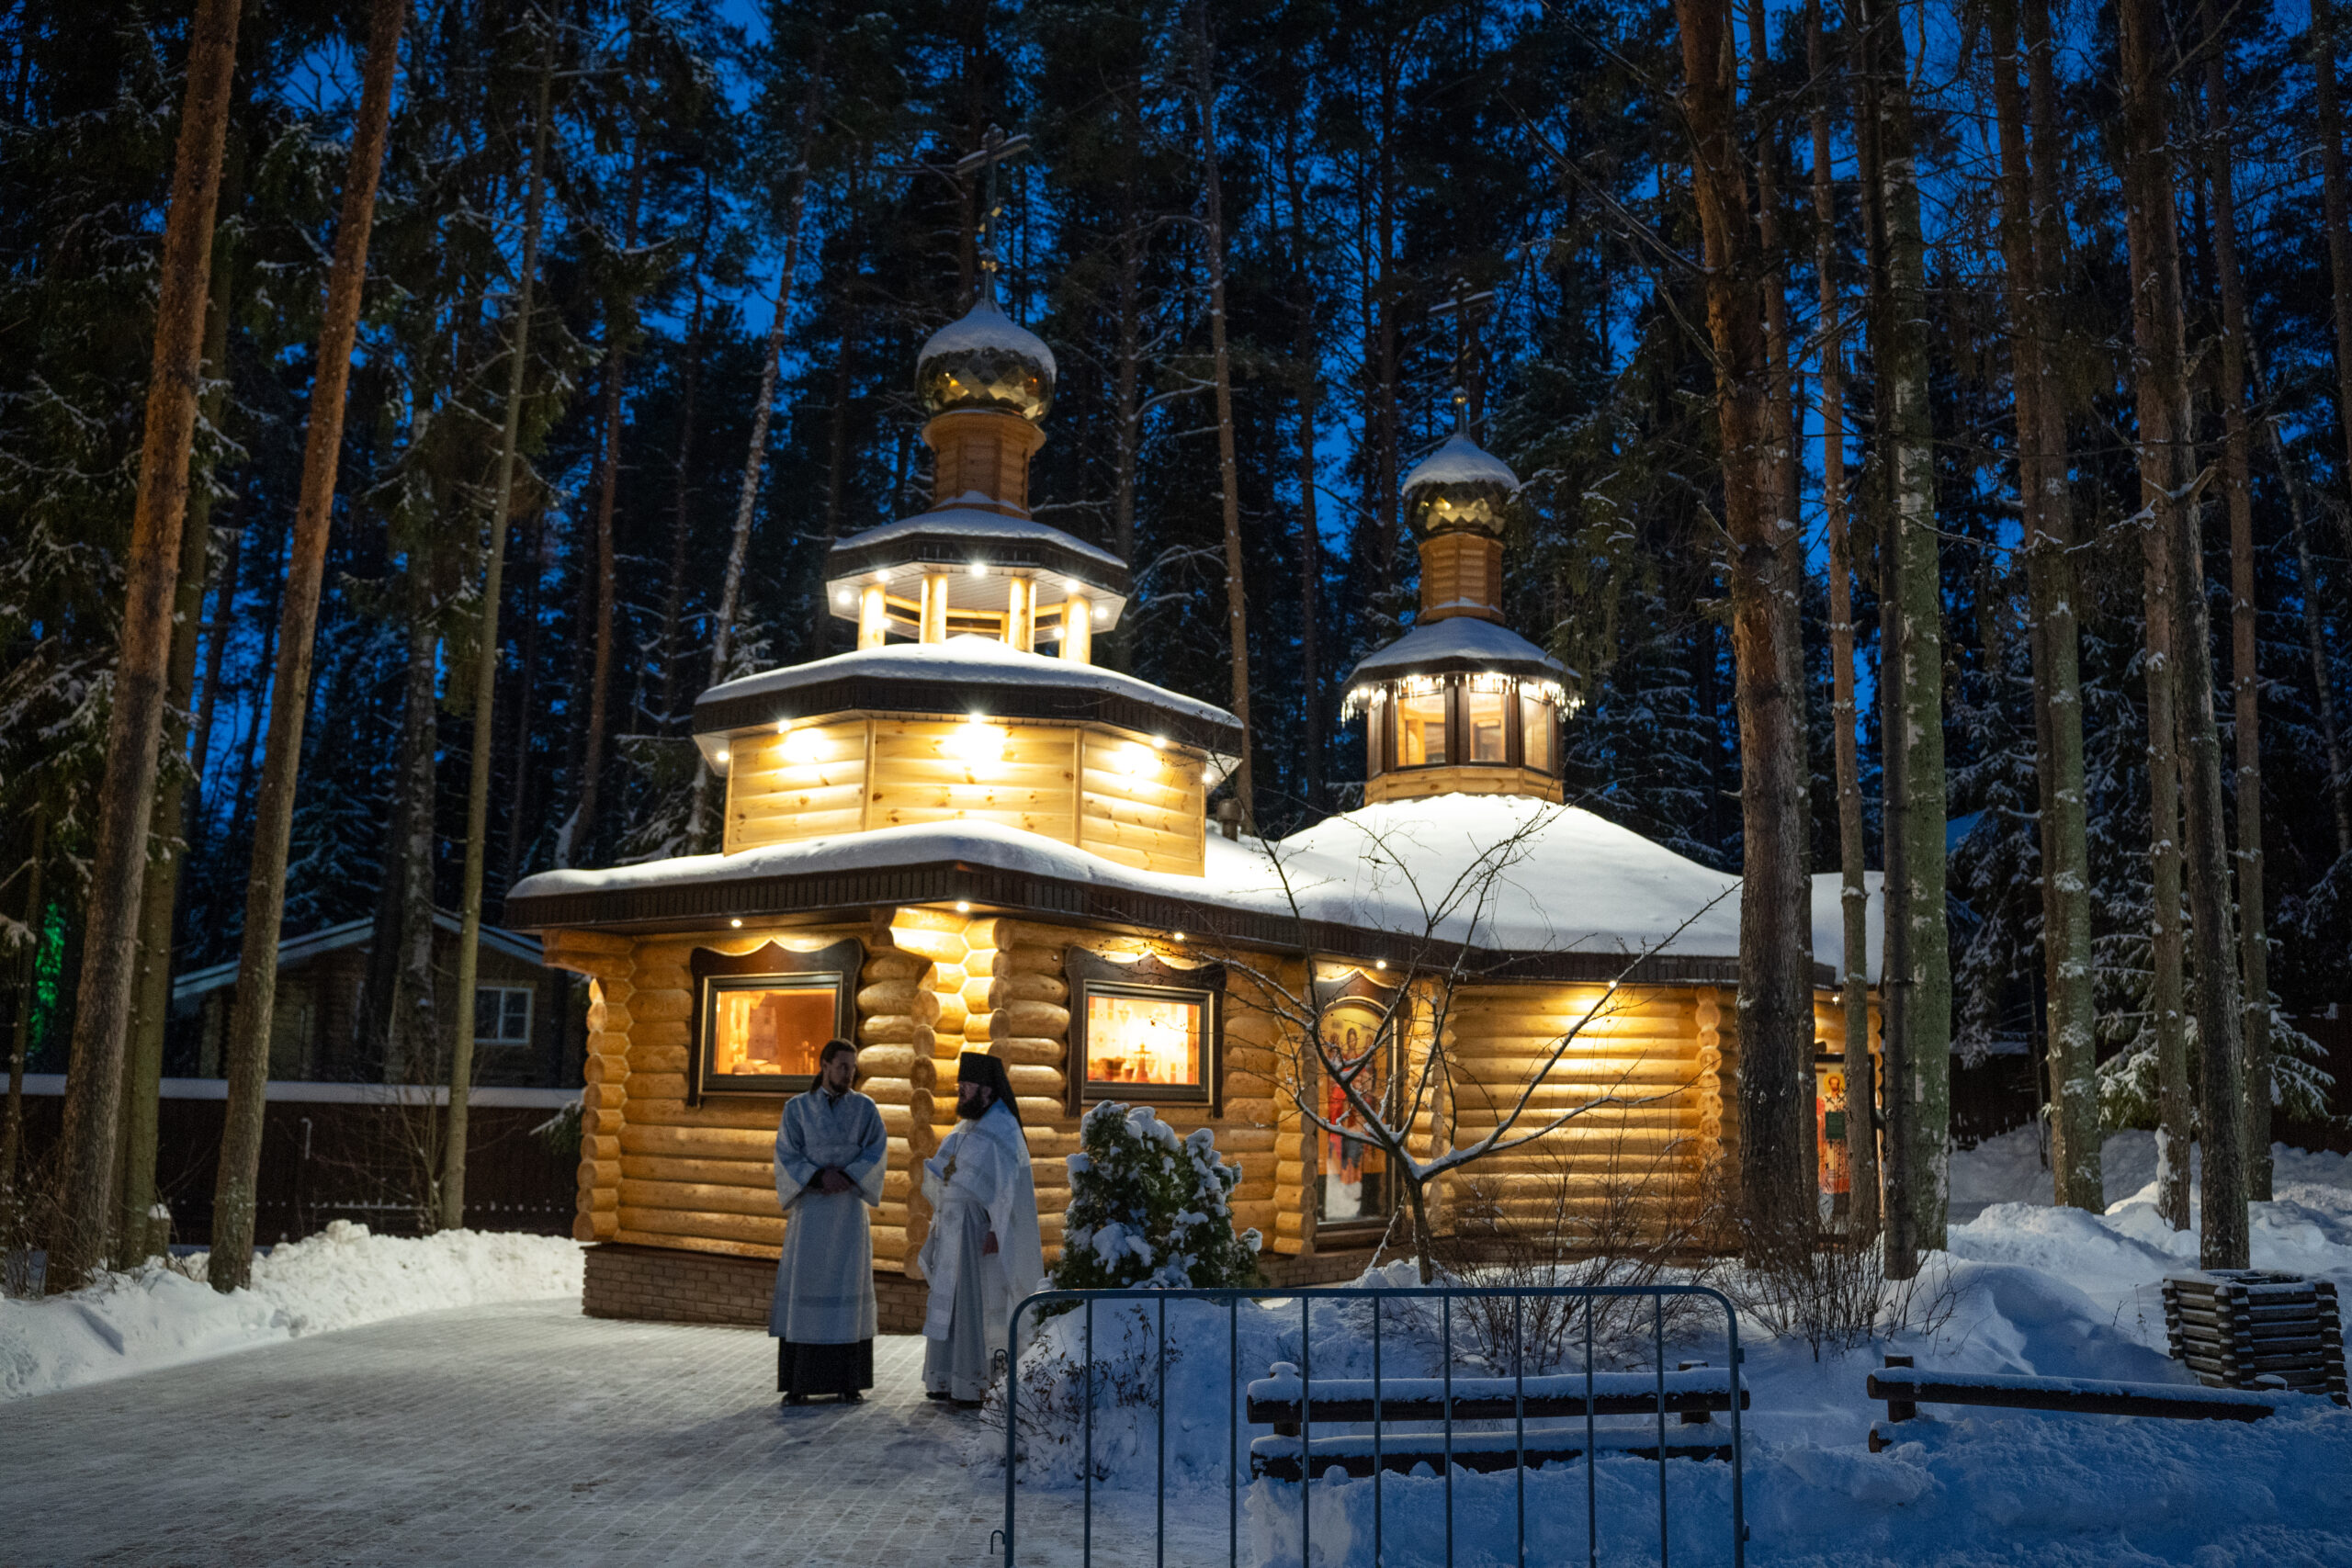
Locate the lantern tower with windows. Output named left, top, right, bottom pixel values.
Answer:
left=1344, top=429, right=1569, bottom=802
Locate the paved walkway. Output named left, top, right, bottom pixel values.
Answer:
left=0, top=1301, right=1224, bottom=1567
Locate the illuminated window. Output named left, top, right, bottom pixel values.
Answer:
left=1464, top=687, right=1508, bottom=763
left=1069, top=950, right=1224, bottom=1108
left=1083, top=987, right=1203, bottom=1090
left=1520, top=691, right=1557, bottom=773
left=706, top=980, right=835, bottom=1082
left=1394, top=690, right=1448, bottom=768
left=688, top=939, right=861, bottom=1100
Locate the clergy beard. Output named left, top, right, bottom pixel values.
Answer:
left=956, top=1095, right=988, bottom=1121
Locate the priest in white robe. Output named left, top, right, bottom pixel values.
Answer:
left=771, top=1038, right=887, bottom=1404
left=918, top=1052, right=1045, bottom=1405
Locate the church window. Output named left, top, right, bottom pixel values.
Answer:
left=1067, top=949, right=1225, bottom=1110
left=687, top=939, right=862, bottom=1101
left=1394, top=689, right=1449, bottom=767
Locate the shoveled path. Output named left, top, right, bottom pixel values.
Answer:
left=0, top=1300, right=1222, bottom=1567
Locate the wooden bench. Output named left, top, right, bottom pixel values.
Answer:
left=1866, top=1354, right=2288, bottom=1451
left=1246, top=1360, right=1747, bottom=1481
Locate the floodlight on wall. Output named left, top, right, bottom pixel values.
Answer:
left=946, top=715, right=1008, bottom=766
left=782, top=728, right=829, bottom=766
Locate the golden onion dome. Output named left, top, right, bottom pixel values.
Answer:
left=1401, top=431, right=1519, bottom=536
left=915, top=294, right=1057, bottom=422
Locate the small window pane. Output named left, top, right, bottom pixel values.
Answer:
left=1085, top=989, right=1203, bottom=1089
left=1520, top=692, right=1557, bottom=773
left=473, top=987, right=532, bottom=1045
left=1464, top=688, right=1507, bottom=763
left=1394, top=690, right=1447, bottom=767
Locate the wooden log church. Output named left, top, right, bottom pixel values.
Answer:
left=506, top=282, right=1876, bottom=1328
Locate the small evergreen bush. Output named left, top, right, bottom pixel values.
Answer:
left=1051, top=1100, right=1261, bottom=1291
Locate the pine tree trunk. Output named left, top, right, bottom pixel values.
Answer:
left=2247, top=341, right=2352, bottom=859
left=1193, top=2, right=1253, bottom=820
left=2203, top=0, right=2272, bottom=1200
left=441, top=40, right=553, bottom=1234
left=1673, top=0, right=1816, bottom=1252
left=50, top=0, right=245, bottom=1292
left=188, top=506, right=240, bottom=808
left=360, top=559, right=441, bottom=1086
left=210, top=0, right=406, bottom=1289
left=656, top=264, right=702, bottom=732
left=2308, top=0, right=2352, bottom=557
left=1809, top=0, right=1877, bottom=1235
left=688, top=63, right=821, bottom=846
left=117, top=241, right=232, bottom=1264
left=1856, top=0, right=1950, bottom=1259
left=2, top=812, right=44, bottom=1213
left=1990, top=0, right=2100, bottom=1213
left=2120, top=0, right=2235, bottom=1251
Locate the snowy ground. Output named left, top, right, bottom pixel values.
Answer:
left=0, top=1220, right=582, bottom=1400
left=5, top=1142, right=2349, bottom=1564
left=1003, top=1135, right=2352, bottom=1567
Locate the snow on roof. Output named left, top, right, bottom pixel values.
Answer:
left=1402, top=432, right=1519, bottom=492
left=511, top=792, right=1882, bottom=976
left=698, top=634, right=1239, bottom=730
left=917, top=295, right=1058, bottom=378
left=830, top=506, right=1125, bottom=572
left=1346, top=615, right=1565, bottom=686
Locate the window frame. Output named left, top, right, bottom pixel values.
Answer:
left=472, top=983, right=536, bottom=1048
left=687, top=938, right=863, bottom=1103
left=1065, top=947, right=1226, bottom=1113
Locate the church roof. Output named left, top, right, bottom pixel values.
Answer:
left=505, top=795, right=1879, bottom=982
left=1345, top=615, right=1565, bottom=690
left=918, top=294, right=1058, bottom=379
left=692, top=634, right=1241, bottom=756
left=1402, top=431, right=1519, bottom=492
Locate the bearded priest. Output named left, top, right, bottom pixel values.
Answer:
left=770, top=1037, right=887, bottom=1405
left=918, top=1052, right=1045, bottom=1406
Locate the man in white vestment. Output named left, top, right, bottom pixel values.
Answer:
left=918, top=1052, right=1044, bottom=1406
left=771, top=1038, right=887, bottom=1404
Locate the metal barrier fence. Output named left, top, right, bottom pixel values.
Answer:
left=999, top=1282, right=1747, bottom=1568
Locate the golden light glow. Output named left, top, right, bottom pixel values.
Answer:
left=781, top=728, right=830, bottom=766
left=1085, top=991, right=1202, bottom=1088
left=1114, top=743, right=1157, bottom=779
left=709, top=986, right=832, bottom=1079
left=945, top=716, right=1008, bottom=765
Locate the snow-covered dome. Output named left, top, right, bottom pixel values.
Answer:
left=916, top=294, right=1057, bottom=422
left=1402, top=431, right=1518, bottom=536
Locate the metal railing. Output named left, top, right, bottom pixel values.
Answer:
left=999, top=1282, right=1747, bottom=1568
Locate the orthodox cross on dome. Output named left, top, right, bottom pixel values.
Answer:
left=1428, top=280, right=1496, bottom=438
left=954, top=126, right=1031, bottom=303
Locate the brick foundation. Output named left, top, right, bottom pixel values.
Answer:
left=1260, top=1247, right=1384, bottom=1287
left=582, top=1243, right=932, bottom=1333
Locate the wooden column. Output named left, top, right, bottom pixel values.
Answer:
left=921, top=572, right=950, bottom=643
left=1062, top=593, right=1092, bottom=664
left=1007, top=576, right=1035, bottom=652
left=858, top=584, right=888, bottom=649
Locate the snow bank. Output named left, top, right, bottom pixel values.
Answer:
left=0, top=1222, right=582, bottom=1401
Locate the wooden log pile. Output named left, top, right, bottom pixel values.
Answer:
left=2163, top=1270, right=2347, bottom=1404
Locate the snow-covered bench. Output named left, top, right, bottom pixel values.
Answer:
left=1865, top=1354, right=2286, bottom=1451
left=1246, top=1360, right=1747, bottom=1481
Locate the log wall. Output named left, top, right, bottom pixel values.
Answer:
left=1441, top=984, right=1706, bottom=1231
left=723, top=719, right=870, bottom=851
left=718, top=715, right=1210, bottom=877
